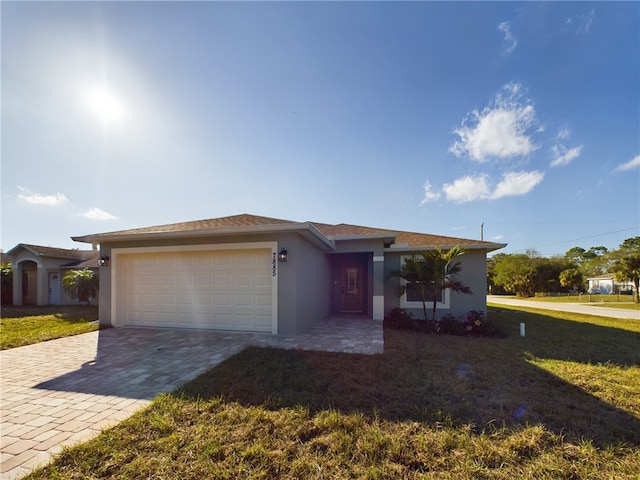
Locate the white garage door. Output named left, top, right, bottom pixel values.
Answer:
left=122, top=249, right=273, bottom=332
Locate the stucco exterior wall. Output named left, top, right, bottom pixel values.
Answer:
left=383, top=249, right=489, bottom=320
left=292, top=235, right=332, bottom=333
left=333, top=239, right=385, bottom=255
left=98, top=231, right=332, bottom=334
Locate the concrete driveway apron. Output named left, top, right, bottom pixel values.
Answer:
left=0, top=328, right=258, bottom=480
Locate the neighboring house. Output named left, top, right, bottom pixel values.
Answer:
left=587, top=273, right=635, bottom=295
left=1, top=250, right=13, bottom=305
left=72, top=214, right=506, bottom=334
left=6, top=244, right=99, bottom=306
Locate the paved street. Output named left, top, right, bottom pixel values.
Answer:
left=487, top=295, right=639, bottom=320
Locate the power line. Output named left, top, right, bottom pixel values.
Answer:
left=510, top=227, right=639, bottom=254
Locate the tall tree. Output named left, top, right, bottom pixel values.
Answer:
left=611, top=237, right=640, bottom=303
left=564, top=245, right=611, bottom=278
left=559, top=268, right=583, bottom=292
left=491, top=253, right=539, bottom=297
left=388, top=246, right=472, bottom=320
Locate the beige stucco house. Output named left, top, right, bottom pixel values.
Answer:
left=6, top=244, right=99, bottom=306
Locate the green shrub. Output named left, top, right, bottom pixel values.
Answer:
left=384, top=307, right=416, bottom=330
left=385, top=309, right=504, bottom=338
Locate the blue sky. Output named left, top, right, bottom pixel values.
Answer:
left=2, top=2, right=639, bottom=257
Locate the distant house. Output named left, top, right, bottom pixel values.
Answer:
left=5, top=244, right=99, bottom=306
left=587, top=273, right=635, bottom=295
left=72, top=213, right=506, bottom=334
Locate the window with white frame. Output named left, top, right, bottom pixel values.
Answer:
left=399, top=256, right=450, bottom=310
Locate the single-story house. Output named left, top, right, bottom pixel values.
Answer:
left=6, top=244, right=100, bottom=306
left=72, top=214, right=506, bottom=334
left=587, top=273, right=635, bottom=295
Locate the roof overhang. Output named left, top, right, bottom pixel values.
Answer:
left=6, top=244, right=36, bottom=257
left=328, top=233, right=397, bottom=243
left=72, top=222, right=336, bottom=252
left=385, top=242, right=507, bottom=254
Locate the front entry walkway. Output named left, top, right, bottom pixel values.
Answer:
left=0, top=316, right=383, bottom=479
left=256, top=315, right=384, bottom=354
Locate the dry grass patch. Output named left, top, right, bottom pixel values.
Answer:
left=27, top=397, right=639, bottom=480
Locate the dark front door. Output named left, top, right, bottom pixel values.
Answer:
left=333, top=255, right=367, bottom=313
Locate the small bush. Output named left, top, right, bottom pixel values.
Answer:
left=384, top=309, right=504, bottom=338
left=384, top=308, right=416, bottom=330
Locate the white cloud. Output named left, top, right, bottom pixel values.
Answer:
left=567, top=8, right=595, bottom=34
left=421, top=170, right=544, bottom=206
left=498, top=21, right=518, bottom=54
left=420, top=180, right=441, bottom=205
left=449, top=83, right=539, bottom=163
left=491, top=171, right=545, bottom=199
left=81, top=208, right=118, bottom=220
left=443, top=175, right=491, bottom=203
left=17, top=186, right=69, bottom=206
left=614, top=155, right=640, bottom=172
left=556, top=126, right=571, bottom=140
left=550, top=144, right=583, bottom=167
left=492, top=234, right=505, bottom=241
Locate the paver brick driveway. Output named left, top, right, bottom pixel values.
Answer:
left=1, top=328, right=267, bottom=479
left=1, top=317, right=383, bottom=479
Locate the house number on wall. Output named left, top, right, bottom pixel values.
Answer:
left=272, top=253, right=277, bottom=276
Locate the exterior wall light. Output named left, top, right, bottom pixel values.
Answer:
left=98, top=255, right=110, bottom=267
left=277, top=248, right=288, bottom=263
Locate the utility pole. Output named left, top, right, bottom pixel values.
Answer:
left=480, top=222, right=484, bottom=241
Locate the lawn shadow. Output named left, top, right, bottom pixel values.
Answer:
left=176, top=310, right=640, bottom=447
left=493, top=307, right=640, bottom=367
left=0, top=305, right=98, bottom=320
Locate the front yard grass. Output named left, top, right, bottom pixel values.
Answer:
left=26, top=306, right=640, bottom=479
left=0, top=305, right=99, bottom=350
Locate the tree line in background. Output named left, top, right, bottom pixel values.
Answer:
left=488, top=236, right=640, bottom=303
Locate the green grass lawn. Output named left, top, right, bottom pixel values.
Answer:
left=0, top=305, right=99, bottom=350
left=25, top=306, right=640, bottom=479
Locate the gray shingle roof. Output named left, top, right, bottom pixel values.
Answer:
left=7, top=244, right=98, bottom=261
left=73, top=213, right=506, bottom=251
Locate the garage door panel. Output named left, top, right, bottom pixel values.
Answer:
left=124, top=249, right=273, bottom=332
left=234, top=294, right=252, bottom=306
left=255, top=295, right=272, bottom=307
left=177, top=294, right=192, bottom=305
left=195, top=294, right=213, bottom=306
left=196, top=275, right=212, bottom=287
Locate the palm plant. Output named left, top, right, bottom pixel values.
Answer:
left=62, top=268, right=99, bottom=305
left=389, top=246, right=472, bottom=321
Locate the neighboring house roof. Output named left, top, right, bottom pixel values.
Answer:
left=61, top=255, right=100, bottom=269
left=586, top=273, right=617, bottom=281
left=587, top=273, right=626, bottom=283
left=72, top=213, right=506, bottom=252
left=6, top=243, right=99, bottom=267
